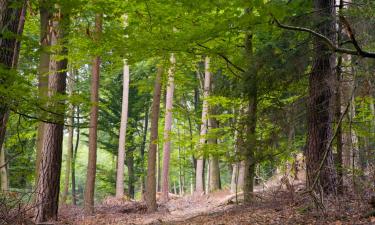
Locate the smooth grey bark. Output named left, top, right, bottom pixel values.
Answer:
left=195, top=56, right=211, bottom=195
left=116, top=61, right=130, bottom=198
left=161, top=54, right=175, bottom=202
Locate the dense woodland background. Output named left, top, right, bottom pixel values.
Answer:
left=0, top=0, right=374, bottom=224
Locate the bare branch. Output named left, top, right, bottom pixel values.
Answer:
left=271, top=14, right=375, bottom=58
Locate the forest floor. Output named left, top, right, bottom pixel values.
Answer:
left=57, top=179, right=375, bottom=225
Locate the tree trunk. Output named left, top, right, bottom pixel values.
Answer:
left=161, top=54, right=175, bottom=202
left=0, top=146, right=8, bottom=191
left=127, top=149, right=135, bottom=198
left=72, top=105, right=80, bottom=206
left=195, top=56, right=211, bottom=195
left=35, top=0, right=51, bottom=184
left=84, top=13, right=102, bottom=215
left=208, top=117, right=220, bottom=192
left=140, top=107, right=149, bottom=198
left=334, top=0, right=346, bottom=196
left=61, top=74, right=75, bottom=204
left=306, top=0, right=338, bottom=194
left=0, top=0, right=27, bottom=154
left=34, top=7, right=69, bottom=222
left=242, top=32, right=257, bottom=203
left=145, top=66, right=163, bottom=212
left=116, top=60, right=130, bottom=198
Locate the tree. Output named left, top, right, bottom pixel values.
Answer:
left=116, top=60, right=130, bottom=198
left=0, top=146, right=8, bottom=191
left=208, top=116, right=220, bottom=192
left=305, top=0, right=338, bottom=194
left=35, top=0, right=51, bottom=184
left=243, top=33, right=257, bottom=202
left=145, top=66, right=163, bottom=212
left=0, top=0, right=27, bottom=154
left=61, top=70, right=75, bottom=204
left=84, top=13, right=102, bottom=214
left=34, top=6, right=69, bottom=222
left=196, top=56, right=211, bottom=195
left=161, top=53, right=176, bottom=202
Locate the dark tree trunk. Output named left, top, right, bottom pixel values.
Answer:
left=306, top=0, right=338, bottom=194
left=127, top=149, right=135, bottom=198
left=0, top=0, right=27, bottom=153
left=34, top=7, right=69, bottom=222
left=72, top=106, right=80, bottom=206
left=84, top=13, right=102, bottom=215
left=145, top=66, right=163, bottom=212
left=140, top=106, right=149, bottom=196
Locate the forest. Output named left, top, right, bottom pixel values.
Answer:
left=0, top=0, right=374, bottom=224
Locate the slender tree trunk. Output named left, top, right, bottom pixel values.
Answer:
left=157, top=145, right=160, bottom=192
left=306, top=0, right=338, bottom=194
left=127, top=149, right=135, bottom=198
left=0, top=0, right=27, bottom=154
left=84, top=13, right=102, bottom=214
left=35, top=0, right=51, bottom=184
left=0, top=146, right=8, bottom=191
left=161, top=54, right=175, bottom=202
left=140, top=107, right=149, bottom=198
left=116, top=60, right=130, bottom=198
left=208, top=117, right=220, bottom=192
left=61, top=75, right=74, bottom=204
left=177, top=123, right=184, bottom=196
left=243, top=32, right=257, bottom=203
left=195, top=56, right=211, bottom=195
left=145, top=66, right=163, bottom=212
left=71, top=105, right=80, bottom=206
left=334, top=0, right=347, bottom=196
left=34, top=7, right=69, bottom=222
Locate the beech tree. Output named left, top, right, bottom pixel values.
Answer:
left=161, top=54, right=176, bottom=202
left=84, top=13, right=102, bottom=214
left=116, top=60, right=130, bottom=198
left=196, top=56, right=211, bottom=194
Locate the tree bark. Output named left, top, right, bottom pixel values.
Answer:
left=140, top=107, right=149, bottom=198
left=0, top=0, right=27, bottom=155
left=34, top=7, right=69, bottom=222
left=61, top=73, right=75, bottom=204
left=127, top=149, right=135, bottom=198
left=195, top=56, right=211, bottom=195
left=242, top=32, right=257, bottom=203
left=35, top=0, right=51, bottom=185
left=116, top=60, right=130, bottom=198
left=208, top=117, right=220, bottom=192
left=306, top=0, right=338, bottom=194
left=0, top=145, right=8, bottom=191
left=84, top=13, right=102, bottom=215
left=161, top=53, right=176, bottom=202
left=145, top=66, right=163, bottom=212
left=72, top=105, right=80, bottom=206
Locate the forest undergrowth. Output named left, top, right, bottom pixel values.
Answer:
left=52, top=173, right=375, bottom=225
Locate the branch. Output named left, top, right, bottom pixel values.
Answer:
left=195, top=43, right=246, bottom=73
left=271, top=15, right=375, bottom=58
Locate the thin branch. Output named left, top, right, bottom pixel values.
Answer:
left=271, top=14, right=375, bottom=58
left=195, top=43, right=246, bottom=73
